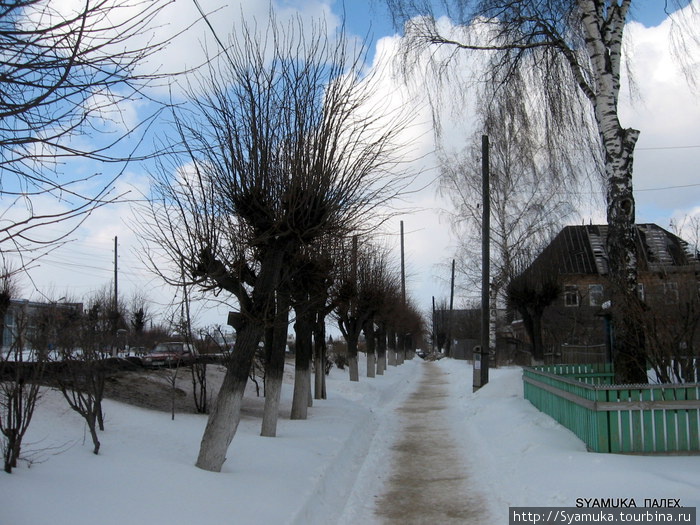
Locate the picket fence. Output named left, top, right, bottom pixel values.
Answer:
left=522, top=364, right=700, bottom=454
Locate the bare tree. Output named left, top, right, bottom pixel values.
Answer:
left=506, top=271, right=561, bottom=362
left=135, top=13, right=413, bottom=472
left=432, top=297, right=450, bottom=354
left=30, top=302, right=107, bottom=455
left=0, top=272, right=44, bottom=472
left=386, top=0, right=699, bottom=383
left=334, top=238, right=374, bottom=381
left=0, top=0, right=177, bottom=261
left=128, top=292, right=152, bottom=351
left=439, top=78, right=573, bottom=307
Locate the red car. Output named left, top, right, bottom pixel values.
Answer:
left=142, top=342, right=198, bottom=368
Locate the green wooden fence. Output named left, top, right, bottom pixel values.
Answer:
left=522, top=364, right=700, bottom=454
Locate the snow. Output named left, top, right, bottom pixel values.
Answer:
left=2, top=358, right=699, bottom=524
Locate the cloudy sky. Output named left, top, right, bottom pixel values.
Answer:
left=4, top=0, right=699, bottom=331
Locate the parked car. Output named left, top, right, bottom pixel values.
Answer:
left=142, top=342, right=198, bottom=368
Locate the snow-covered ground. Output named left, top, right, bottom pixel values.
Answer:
left=2, top=358, right=699, bottom=524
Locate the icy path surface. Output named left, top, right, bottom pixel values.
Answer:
left=374, top=362, right=488, bottom=524
left=337, top=360, right=490, bottom=525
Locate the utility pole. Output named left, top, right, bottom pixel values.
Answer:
left=112, top=235, right=119, bottom=357
left=113, top=236, right=118, bottom=315
left=400, top=220, right=406, bottom=307
left=400, top=220, right=410, bottom=359
left=432, top=295, right=436, bottom=353
left=447, top=259, right=455, bottom=358
left=474, top=135, right=490, bottom=391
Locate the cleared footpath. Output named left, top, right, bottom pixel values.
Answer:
left=374, top=361, right=488, bottom=524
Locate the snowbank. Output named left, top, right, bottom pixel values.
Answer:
left=438, top=360, right=700, bottom=522
left=2, top=358, right=698, bottom=524
left=0, top=357, right=419, bottom=525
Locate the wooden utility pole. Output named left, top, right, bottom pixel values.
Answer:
left=432, top=295, right=436, bottom=353
left=351, top=235, right=358, bottom=317
left=400, top=221, right=406, bottom=306
left=447, top=258, right=455, bottom=357
left=113, top=236, right=118, bottom=315
left=474, top=135, right=490, bottom=391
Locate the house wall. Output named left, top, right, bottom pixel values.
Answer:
left=536, top=269, right=700, bottom=362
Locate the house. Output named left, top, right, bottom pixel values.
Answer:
left=510, top=223, right=700, bottom=364
left=1, top=299, right=83, bottom=351
left=432, top=307, right=514, bottom=362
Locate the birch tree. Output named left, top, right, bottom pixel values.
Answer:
left=386, top=0, right=699, bottom=383
left=439, top=74, right=574, bottom=309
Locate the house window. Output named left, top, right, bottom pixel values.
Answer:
left=663, top=282, right=679, bottom=304
left=637, top=283, right=645, bottom=302
left=589, top=284, right=604, bottom=306
left=564, top=285, right=579, bottom=307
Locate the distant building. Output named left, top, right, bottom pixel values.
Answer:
left=1, top=299, right=83, bottom=350
left=433, top=308, right=511, bottom=362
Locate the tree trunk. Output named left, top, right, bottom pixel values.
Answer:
left=195, top=320, right=262, bottom=472
left=346, top=331, right=360, bottom=381
left=261, top=290, right=290, bottom=437
left=88, top=414, right=101, bottom=455
left=291, top=308, right=313, bottom=420
left=604, top=134, right=647, bottom=384
left=195, top=248, right=283, bottom=472
left=313, top=316, right=326, bottom=400
left=387, top=327, right=397, bottom=366
left=376, top=323, right=386, bottom=375
left=489, top=281, right=497, bottom=365
left=364, top=322, right=376, bottom=378
left=579, top=1, right=646, bottom=384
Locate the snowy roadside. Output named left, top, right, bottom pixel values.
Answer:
left=3, top=358, right=698, bottom=524
left=438, top=360, right=700, bottom=522
left=0, top=356, right=420, bottom=525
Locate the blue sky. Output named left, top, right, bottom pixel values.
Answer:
left=4, top=0, right=700, bottom=330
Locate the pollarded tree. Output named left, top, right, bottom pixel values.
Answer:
left=386, top=0, right=699, bottom=383
left=334, top=237, right=376, bottom=381
left=135, top=13, right=413, bottom=472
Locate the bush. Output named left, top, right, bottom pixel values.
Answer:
left=329, top=352, right=348, bottom=370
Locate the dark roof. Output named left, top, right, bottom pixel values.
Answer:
left=528, top=223, right=699, bottom=276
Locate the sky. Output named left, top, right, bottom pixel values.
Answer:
left=1, top=358, right=698, bottom=524
left=3, top=0, right=700, bottom=333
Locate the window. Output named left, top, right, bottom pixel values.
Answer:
left=564, top=285, right=579, bottom=307
left=637, top=283, right=645, bottom=302
left=663, top=282, right=679, bottom=304
left=589, top=284, right=604, bottom=307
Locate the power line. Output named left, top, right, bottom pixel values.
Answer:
left=636, top=144, right=700, bottom=151
left=636, top=182, right=700, bottom=192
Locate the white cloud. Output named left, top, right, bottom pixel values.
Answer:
left=7, top=1, right=700, bottom=327
left=619, top=2, right=700, bottom=226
